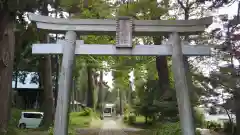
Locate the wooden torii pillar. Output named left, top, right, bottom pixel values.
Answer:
left=28, top=13, right=212, bottom=135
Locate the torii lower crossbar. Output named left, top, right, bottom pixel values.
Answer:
left=32, top=43, right=211, bottom=56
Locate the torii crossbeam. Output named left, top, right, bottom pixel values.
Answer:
left=32, top=41, right=210, bottom=56
left=28, top=13, right=212, bottom=36
left=28, top=13, right=213, bottom=135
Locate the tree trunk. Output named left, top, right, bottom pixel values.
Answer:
left=12, top=70, right=18, bottom=107
left=153, top=37, right=170, bottom=93
left=0, top=12, right=15, bottom=135
left=75, top=90, right=79, bottom=111
left=151, top=1, right=170, bottom=94
left=234, top=92, right=240, bottom=135
left=38, top=3, right=54, bottom=128
left=41, top=56, right=54, bottom=127
left=224, top=108, right=234, bottom=135
left=119, top=90, right=123, bottom=115
left=14, top=70, right=18, bottom=89
left=128, top=81, right=132, bottom=106
left=87, top=66, right=94, bottom=108
left=54, top=55, right=59, bottom=108
left=98, top=70, right=103, bottom=112
left=145, top=116, right=148, bottom=124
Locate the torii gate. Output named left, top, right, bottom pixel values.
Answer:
left=28, top=13, right=212, bottom=135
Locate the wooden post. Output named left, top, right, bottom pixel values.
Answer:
left=54, top=31, right=77, bottom=135
left=171, top=32, right=195, bottom=135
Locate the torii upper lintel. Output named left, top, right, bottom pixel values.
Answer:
left=28, top=13, right=212, bottom=36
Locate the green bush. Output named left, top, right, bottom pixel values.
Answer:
left=205, top=121, right=221, bottom=131
left=155, top=122, right=182, bottom=135
left=48, top=127, right=54, bottom=135
left=78, top=108, right=92, bottom=116
left=193, top=109, right=205, bottom=128
left=154, top=122, right=201, bottom=135
left=123, top=115, right=128, bottom=121
left=7, top=108, right=23, bottom=135
left=8, top=108, right=22, bottom=127
left=124, top=103, right=130, bottom=114
left=128, top=115, right=136, bottom=124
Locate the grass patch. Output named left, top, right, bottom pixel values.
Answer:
left=7, top=108, right=94, bottom=135
left=9, top=129, right=48, bottom=135
left=69, top=112, right=92, bottom=128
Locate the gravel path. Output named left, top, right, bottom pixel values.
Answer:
left=76, top=118, right=219, bottom=135
left=101, top=118, right=121, bottom=129
left=98, top=118, right=127, bottom=135
left=198, top=129, right=212, bottom=135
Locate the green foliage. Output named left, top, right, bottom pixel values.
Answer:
left=150, top=122, right=201, bottom=135
left=123, top=115, right=128, bottom=122
left=193, top=108, right=205, bottom=128
left=8, top=108, right=22, bottom=127
left=128, top=115, right=136, bottom=124
left=205, top=121, right=222, bottom=131
left=61, top=0, right=112, bottom=18
left=13, top=23, right=42, bottom=85
left=48, top=127, right=54, bottom=135
left=78, top=108, right=92, bottom=116
left=117, top=0, right=169, bottom=19
left=69, top=112, right=92, bottom=128
left=155, top=122, right=182, bottom=135
left=124, top=103, right=131, bottom=114
left=2, top=0, right=50, bottom=12
left=7, top=108, right=23, bottom=135
left=64, top=0, right=118, bottom=110
left=134, top=79, right=178, bottom=123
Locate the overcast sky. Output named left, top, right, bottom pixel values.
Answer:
left=13, top=1, right=239, bottom=89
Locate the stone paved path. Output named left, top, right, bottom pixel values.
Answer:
left=197, top=128, right=225, bottom=135
left=98, top=118, right=127, bottom=135
left=76, top=118, right=220, bottom=135
left=76, top=117, right=129, bottom=135
left=198, top=129, right=212, bottom=135
left=101, top=118, right=121, bottom=129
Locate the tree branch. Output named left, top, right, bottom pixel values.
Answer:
left=188, top=1, right=195, bottom=8
left=177, top=0, right=186, bottom=10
